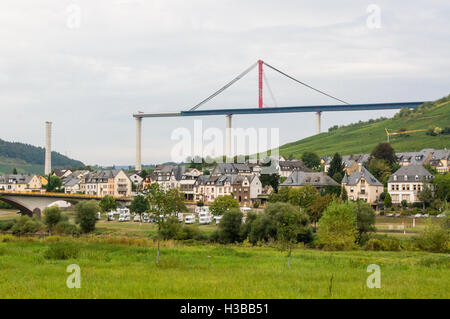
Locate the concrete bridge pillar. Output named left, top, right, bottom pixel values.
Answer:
left=315, top=111, right=322, bottom=134
left=226, top=114, right=232, bottom=160
left=136, top=117, right=142, bottom=171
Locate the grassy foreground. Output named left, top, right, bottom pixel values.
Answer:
left=0, top=236, right=448, bottom=299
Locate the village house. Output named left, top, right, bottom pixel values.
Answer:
left=211, top=163, right=252, bottom=176
left=342, top=165, right=384, bottom=207
left=428, top=149, right=450, bottom=173
left=387, top=165, right=434, bottom=204
left=179, top=168, right=202, bottom=200
left=0, top=174, right=42, bottom=192
left=79, top=170, right=132, bottom=197
left=149, top=165, right=186, bottom=191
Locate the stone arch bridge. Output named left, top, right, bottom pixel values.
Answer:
left=0, top=191, right=132, bottom=218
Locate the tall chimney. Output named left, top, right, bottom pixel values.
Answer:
left=45, top=122, right=52, bottom=175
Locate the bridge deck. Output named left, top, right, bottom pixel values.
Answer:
left=0, top=191, right=132, bottom=201
left=133, top=102, right=425, bottom=118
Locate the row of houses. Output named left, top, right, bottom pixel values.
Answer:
left=323, top=148, right=449, bottom=174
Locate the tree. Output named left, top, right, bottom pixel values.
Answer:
left=327, top=153, right=344, bottom=183
left=12, top=168, right=17, bottom=174
left=370, top=143, right=397, bottom=166
left=354, top=201, right=376, bottom=240
left=146, top=183, right=187, bottom=264
left=216, top=209, right=243, bottom=243
left=74, top=200, right=99, bottom=233
left=99, top=195, right=117, bottom=212
left=288, top=186, right=318, bottom=209
left=268, top=187, right=290, bottom=203
left=43, top=206, right=62, bottom=233
left=260, top=173, right=280, bottom=193
left=210, top=195, right=240, bottom=216
left=340, top=187, right=348, bottom=201
left=367, top=158, right=391, bottom=185
left=418, top=183, right=433, bottom=212
left=276, top=205, right=308, bottom=267
left=432, top=173, right=450, bottom=202
left=46, top=175, right=62, bottom=192
left=317, top=201, right=358, bottom=250
left=384, top=192, right=392, bottom=209
left=301, top=152, right=321, bottom=170
left=129, top=195, right=149, bottom=217
left=308, top=194, right=334, bottom=227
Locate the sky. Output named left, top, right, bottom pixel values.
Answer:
left=0, top=0, right=449, bottom=166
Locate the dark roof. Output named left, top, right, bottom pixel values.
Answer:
left=388, top=165, right=434, bottom=183
left=343, top=167, right=383, bottom=186
left=280, top=172, right=339, bottom=187
left=279, top=160, right=311, bottom=172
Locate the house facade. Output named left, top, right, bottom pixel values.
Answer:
left=0, top=174, right=42, bottom=192
left=342, top=165, right=384, bottom=205
left=387, top=165, right=434, bottom=204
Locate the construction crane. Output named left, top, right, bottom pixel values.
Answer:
left=385, top=128, right=426, bottom=143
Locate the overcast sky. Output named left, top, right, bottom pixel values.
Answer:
left=0, top=0, right=449, bottom=166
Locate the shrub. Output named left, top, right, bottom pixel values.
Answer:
left=417, top=221, right=449, bottom=253
left=0, top=220, right=14, bottom=231
left=160, top=216, right=182, bottom=240
left=355, top=201, right=376, bottom=240
left=44, top=243, right=80, bottom=260
left=364, top=236, right=401, bottom=251
left=317, top=201, right=358, bottom=250
left=43, top=206, right=62, bottom=231
left=75, top=200, right=99, bottom=233
left=216, top=209, right=243, bottom=243
left=53, top=221, right=80, bottom=235
left=253, top=201, right=260, bottom=209
left=177, top=225, right=205, bottom=241
left=364, top=238, right=384, bottom=251
left=11, top=215, right=44, bottom=235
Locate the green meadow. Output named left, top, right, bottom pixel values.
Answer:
left=0, top=235, right=448, bottom=299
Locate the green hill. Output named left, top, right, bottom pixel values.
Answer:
left=0, top=139, right=84, bottom=175
left=278, top=95, right=450, bottom=158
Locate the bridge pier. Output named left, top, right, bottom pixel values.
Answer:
left=315, top=111, right=321, bottom=134
left=136, top=117, right=142, bottom=171
left=226, top=114, right=232, bottom=160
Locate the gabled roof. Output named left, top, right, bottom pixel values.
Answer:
left=388, top=165, right=434, bottom=183
left=344, top=167, right=383, bottom=186
left=280, top=172, right=339, bottom=187
left=278, top=160, right=311, bottom=171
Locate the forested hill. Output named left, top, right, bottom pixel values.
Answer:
left=0, top=138, right=84, bottom=174
left=277, top=95, right=450, bottom=158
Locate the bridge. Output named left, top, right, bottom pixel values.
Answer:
left=133, top=60, right=426, bottom=170
left=0, top=191, right=133, bottom=218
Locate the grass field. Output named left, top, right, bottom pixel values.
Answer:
left=0, top=236, right=449, bottom=299
left=1, top=209, right=448, bottom=299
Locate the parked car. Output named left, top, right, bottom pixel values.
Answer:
left=185, top=214, right=196, bottom=224
left=240, top=206, right=251, bottom=213
left=394, top=213, right=401, bottom=218
left=118, top=213, right=126, bottom=222
left=133, top=214, right=141, bottom=222
left=437, top=213, right=446, bottom=218
left=387, top=213, right=394, bottom=217
left=414, top=213, right=423, bottom=218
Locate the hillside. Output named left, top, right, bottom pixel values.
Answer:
left=277, top=95, right=450, bottom=158
left=0, top=139, right=84, bottom=175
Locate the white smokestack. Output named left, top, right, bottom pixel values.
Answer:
left=45, top=121, right=52, bottom=175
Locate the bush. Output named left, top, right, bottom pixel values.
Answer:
left=43, top=206, right=62, bottom=231
left=215, top=209, right=243, bottom=243
left=317, top=201, right=358, bottom=250
left=177, top=225, right=206, bottom=241
left=246, top=202, right=313, bottom=245
left=53, top=221, right=80, bottom=235
left=160, top=216, right=182, bottom=240
left=253, top=201, right=260, bottom=209
left=0, top=220, right=14, bottom=231
left=75, top=200, right=99, bottom=233
left=364, top=236, right=401, bottom=251
left=417, top=221, right=449, bottom=253
left=44, top=243, right=80, bottom=260
left=11, top=215, right=44, bottom=235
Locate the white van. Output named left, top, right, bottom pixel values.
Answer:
left=96, top=212, right=101, bottom=220
left=118, top=213, right=125, bottom=222
left=199, top=212, right=212, bottom=225
left=240, top=206, right=251, bottom=213
left=185, top=214, right=196, bottom=224
left=177, top=213, right=184, bottom=222
left=133, top=214, right=141, bottom=222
